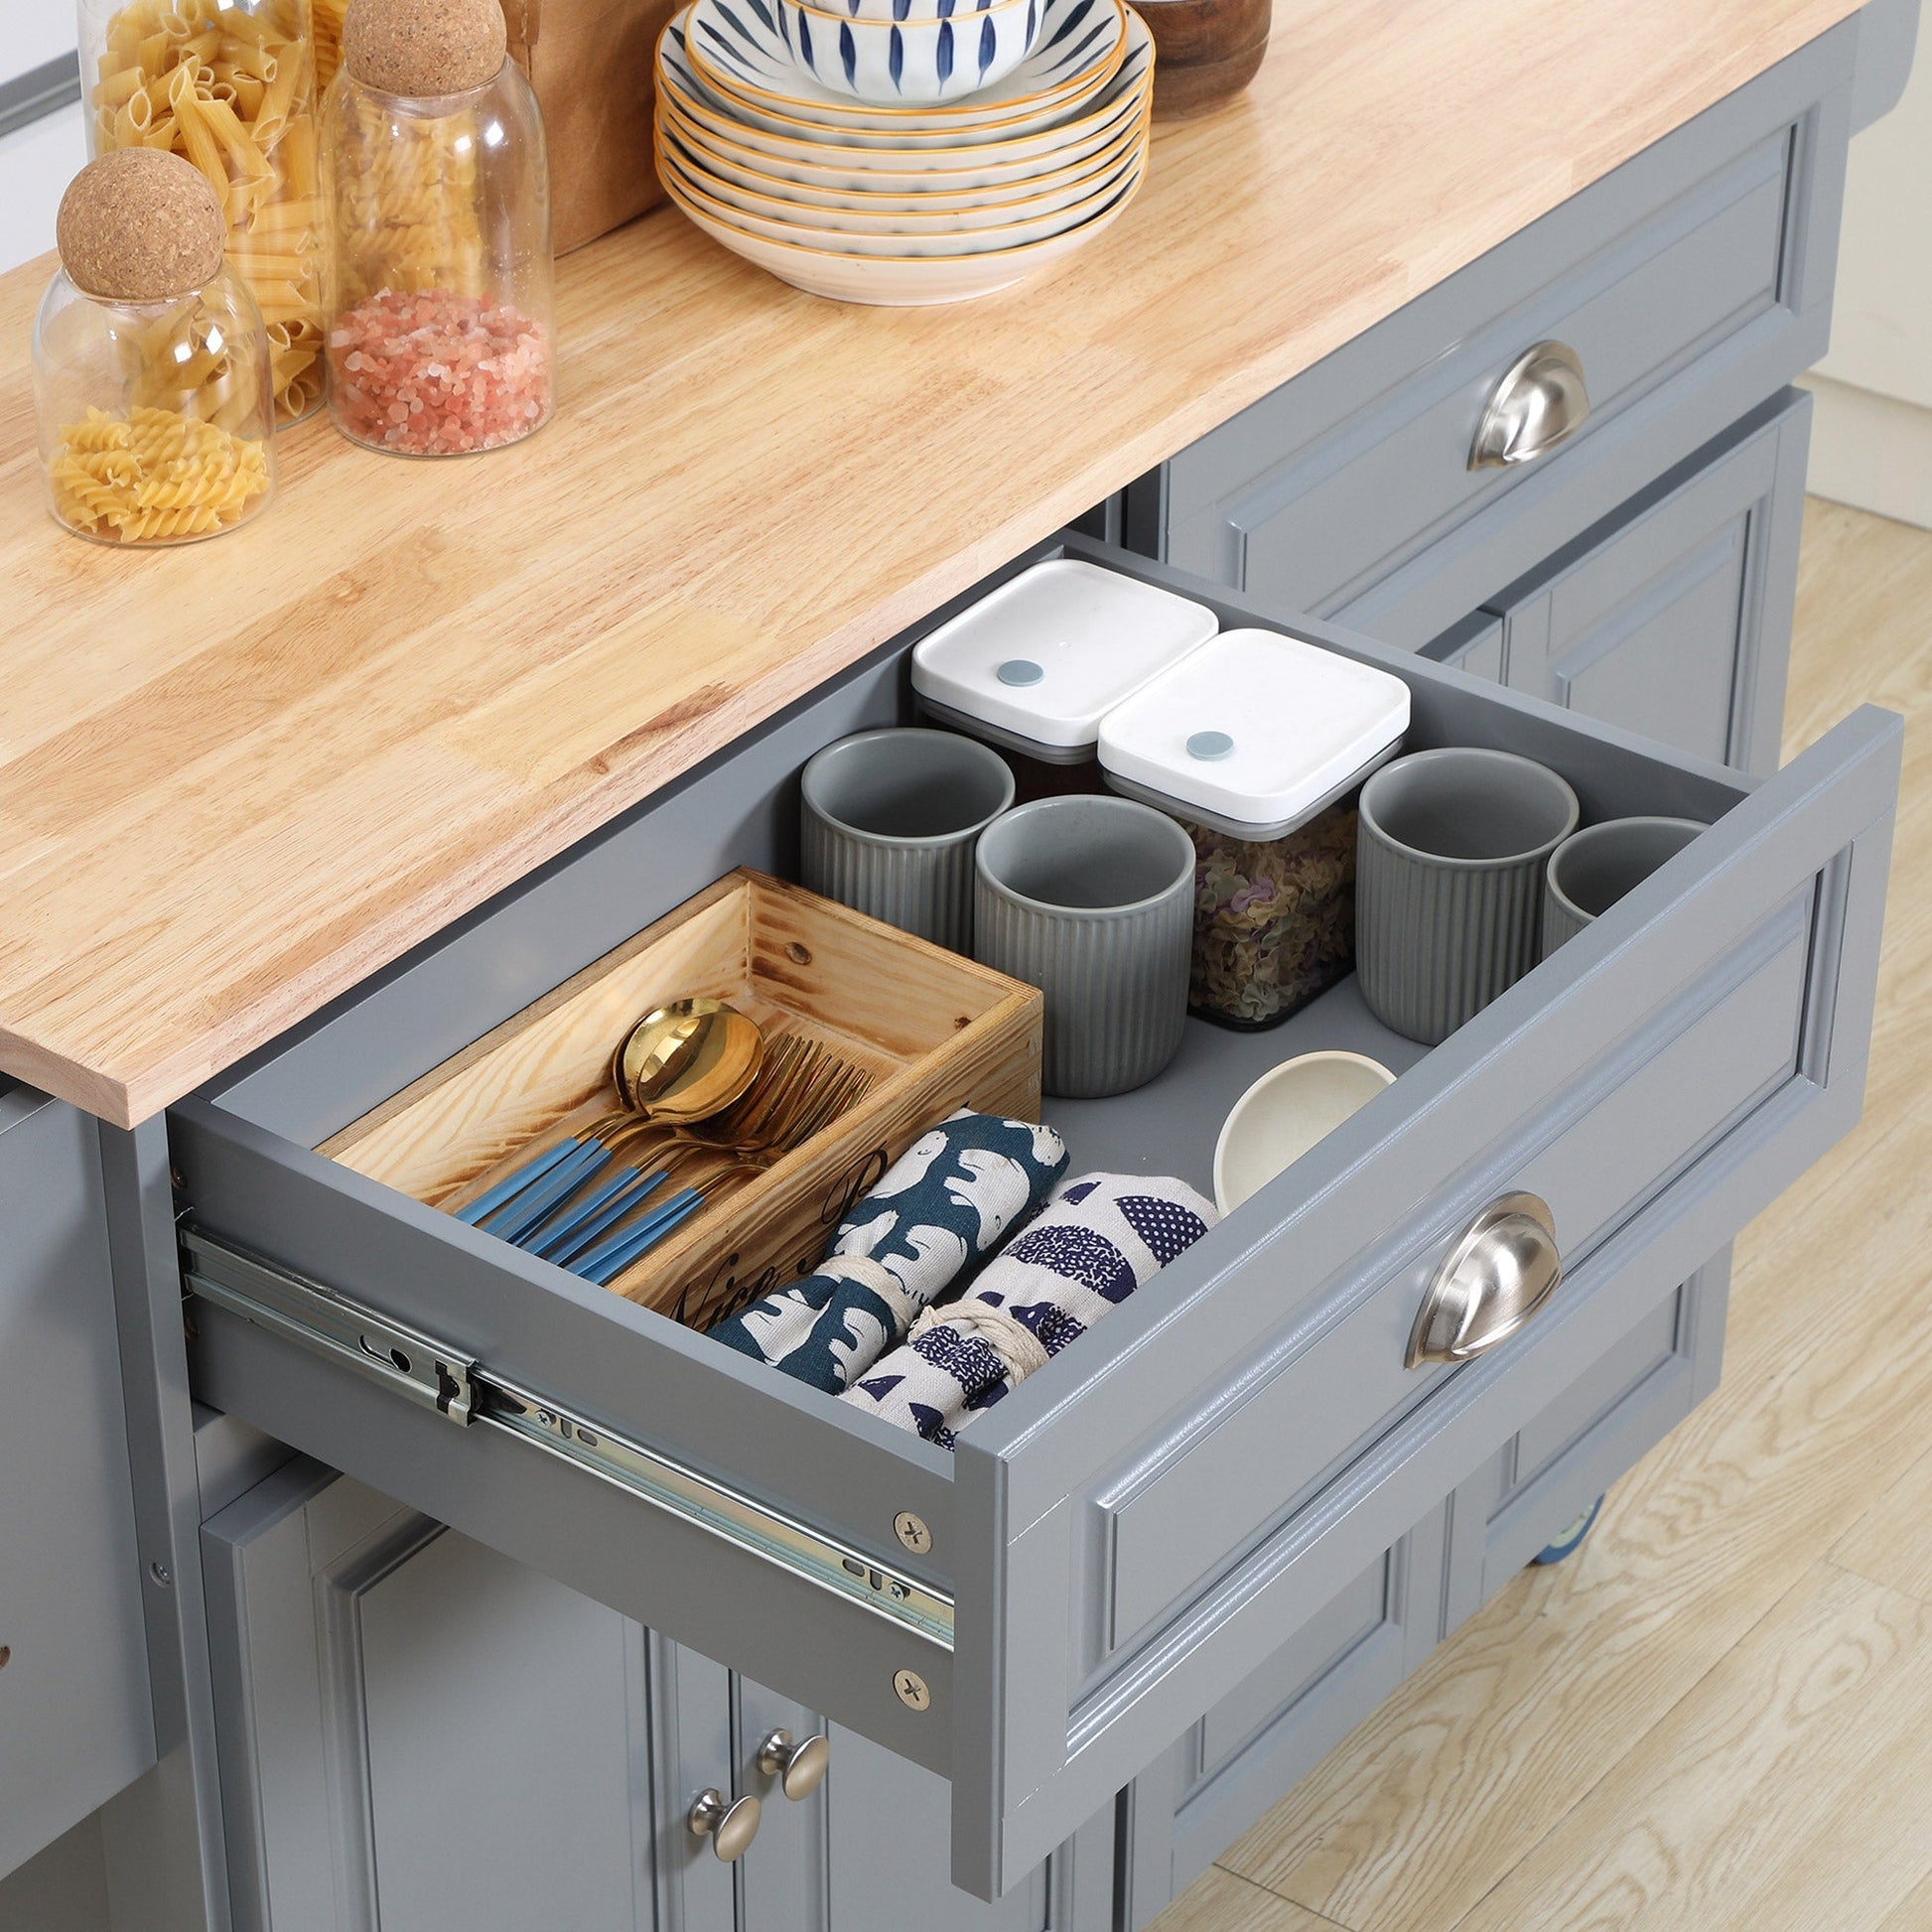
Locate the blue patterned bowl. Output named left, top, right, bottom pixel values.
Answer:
left=685, top=0, right=1124, bottom=113
left=772, top=0, right=1040, bottom=102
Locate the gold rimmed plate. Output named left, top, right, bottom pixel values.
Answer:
left=657, top=91, right=1149, bottom=205
left=657, top=114, right=1147, bottom=237
left=657, top=149, right=1145, bottom=302
left=656, top=9, right=1149, bottom=153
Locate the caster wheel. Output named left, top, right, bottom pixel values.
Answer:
left=1531, top=1494, right=1604, bottom=1566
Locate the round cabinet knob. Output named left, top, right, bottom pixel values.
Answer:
left=1406, top=1191, right=1562, bottom=1368
left=687, top=1788, right=760, bottom=1862
left=1468, top=342, right=1589, bottom=470
left=757, top=1727, right=831, bottom=1801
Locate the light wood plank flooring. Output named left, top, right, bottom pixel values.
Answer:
left=1153, top=497, right=1932, bottom=1932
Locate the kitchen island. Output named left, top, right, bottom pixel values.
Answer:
left=0, top=0, right=1912, bottom=1924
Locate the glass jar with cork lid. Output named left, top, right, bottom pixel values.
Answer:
left=320, top=0, right=554, bottom=456
left=35, top=148, right=277, bottom=545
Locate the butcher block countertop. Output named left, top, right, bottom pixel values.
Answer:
left=0, top=0, right=1863, bottom=1127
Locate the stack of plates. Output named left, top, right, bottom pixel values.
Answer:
left=653, top=0, right=1154, bottom=304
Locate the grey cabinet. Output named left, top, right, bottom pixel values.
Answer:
left=1117, top=1502, right=1450, bottom=1931
left=202, top=1462, right=1109, bottom=1932
left=202, top=1460, right=659, bottom=1932
left=1125, top=22, right=1852, bottom=655
left=172, top=529, right=1898, bottom=1901
left=1445, top=1249, right=1732, bottom=1632
left=1443, top=392, right=1812, bottom=776
left=1115, top=1250, right=1735, bottom=1918
left=0, top=1083, right=154, bottom=1878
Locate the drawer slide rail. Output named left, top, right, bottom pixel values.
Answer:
left=181, top=1228, right=956, bottom=1649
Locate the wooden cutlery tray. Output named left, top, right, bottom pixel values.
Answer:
left=320, top=870, right=1043, bottom=1321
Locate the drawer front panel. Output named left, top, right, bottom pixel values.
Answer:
left=173, top=536, right=1898, bottom=1901
left=1150, top=25, right=1851, bottom=648
left=1101, top=897, right=1805, bottom=1650
left=1485, top=389, right=1812, bottom=776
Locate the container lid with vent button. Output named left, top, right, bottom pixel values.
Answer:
left=1098, top=627, right=1411, bottom=838
left=910, top=559, right=1219, bottom=762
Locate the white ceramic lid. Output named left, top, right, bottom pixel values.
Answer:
left=1098, top=626, right=1411, bottom=837
left=909, top=559, right=1219, bottom=754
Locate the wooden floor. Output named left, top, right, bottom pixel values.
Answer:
left=1151, top=497, right=1932, bottom=1932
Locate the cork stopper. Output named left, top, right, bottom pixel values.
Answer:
left=57, top=151, right=226, bottom=303
left=344, top=0, right=507, bottom=95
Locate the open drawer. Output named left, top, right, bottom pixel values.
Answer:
left=170, top=534, right=1899, bottom=1899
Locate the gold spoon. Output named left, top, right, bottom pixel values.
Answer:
left=612, top=997, right=765, bottom=1121
left=460, top=998, right=763, bottom=1229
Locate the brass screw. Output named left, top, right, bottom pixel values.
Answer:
left=894, top=1669, right=931, bottom=1712
left=893, top=1510, right=932, bottom=1556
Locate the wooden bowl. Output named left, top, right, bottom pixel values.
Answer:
left=1137, top=0, right=1270, bottom=119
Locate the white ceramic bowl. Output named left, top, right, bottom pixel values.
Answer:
left=657, top=148, right=1142, bottom=301
left=659, top=116, right=1143, bottom=230
left=657, top=11, right=1150, bottom=157
left=662, top=133, right=1143, bottom=251
left=772, top=0, right=1041, bottom=103
left=1212, top=1051, right=1398, bottom=1215
left=676, top=0, right=1125, bottom=129
left=660, top=94, right=1148, bottom=205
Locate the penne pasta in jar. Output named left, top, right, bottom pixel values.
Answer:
left=81, top=0, right=325, bottom=424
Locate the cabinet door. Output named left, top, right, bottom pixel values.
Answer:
left=201, top=1462, right=662, bottom=1932
left=1116, top=1505, right=1449, bottom=1932
left=1445, top=1251, right=1731, bottom=1631
left=1485, top=391, right=1810, bottom=774
left=0, top=1083, right=153, bottom=1879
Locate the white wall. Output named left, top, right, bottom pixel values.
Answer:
left=1805, top=0, right=1932, bottom=528
left=0, top=102, right=84, bottom=274
left=2, top=5, right=78, bottom=84
left=0, top=3, right=80, bottom=275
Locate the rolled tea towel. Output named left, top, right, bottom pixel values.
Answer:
left=708, top=1109, right=1067, bottom=1392
left=840, top=1172, right=1216, bottom=1448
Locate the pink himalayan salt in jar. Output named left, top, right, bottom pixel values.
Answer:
left=321, top=0, right=553, bottom=457
left=329, top=289, right=551, bottom=456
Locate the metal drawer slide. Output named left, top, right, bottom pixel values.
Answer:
left=180, top=1228, right=955, bottom=1649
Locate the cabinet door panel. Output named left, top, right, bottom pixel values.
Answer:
left=1445, top=1250, right=1731, bottom=1630
left=202, top=1463, right=656, bottom=1932
left=1119, top=1505, right=1449, bottom=1932
left=0, top=1084, right=153, bottom=1879
left=1489, top=390, right=1810, bottom=774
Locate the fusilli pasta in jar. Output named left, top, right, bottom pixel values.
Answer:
left=36, top=151, right=276, bottom=546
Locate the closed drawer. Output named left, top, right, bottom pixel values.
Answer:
left=1475, top=389, right=1812, bottom=777
left=1147, top=22, right=1852, bottom=648
left=171, top=534, right=1898, bottom=1900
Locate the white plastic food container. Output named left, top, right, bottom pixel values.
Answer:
left=1098, top=626, right=1411, bottom=1029
left=911, top=559, right=1219, bottom=791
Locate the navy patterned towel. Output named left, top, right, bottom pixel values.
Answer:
left=708, top=1110, right=1068, bottom=1392
left=839, top=1173, right=1216, bottom=1448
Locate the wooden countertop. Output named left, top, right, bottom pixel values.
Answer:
left=0, top=0, right=1863, bottom=1127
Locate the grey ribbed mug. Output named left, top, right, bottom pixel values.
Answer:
left=801, top=729, right=1015, bottom=953
left=1543, top=816, right=1706, bottom=955
left=1356, top=748, right=1581, bottom=1044
left=974, top=795, right=1196, bottom=1098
